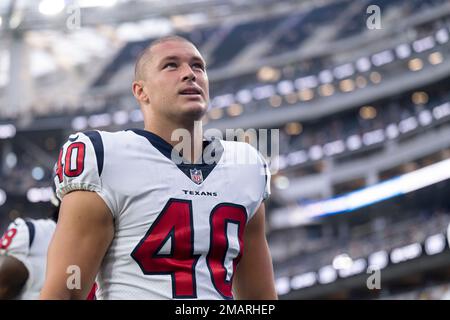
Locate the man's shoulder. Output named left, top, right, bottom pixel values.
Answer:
left=219, top=140, right=263, bottom=163
left=77, top=129, right=132, bottom=142
left=64, top=129, right=142, bottom=151
left=219, top=139, right=258, bottom=152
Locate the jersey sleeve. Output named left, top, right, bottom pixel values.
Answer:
left=0, top=218, right=30, bottom=263
left=54, top=131, right=116, bottom=215
left=54, top=132, right=101, bottom=199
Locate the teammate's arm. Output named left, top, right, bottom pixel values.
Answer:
left=40, top=191, right=114, bottom=300
left=0, top=255, right=28, bottom=299
left=232, top=202, right=277, bottom=299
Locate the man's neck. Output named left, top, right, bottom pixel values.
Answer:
left=144, top=118, right=204, bottom=164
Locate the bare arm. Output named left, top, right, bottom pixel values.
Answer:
left=233, top=203, right=277, bottom=299
left=40, top=191, right=114, bottom=300
left=0, top=255, right=28, bottom=299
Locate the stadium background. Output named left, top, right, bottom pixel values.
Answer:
left=1, top=0, right=450, bottom=299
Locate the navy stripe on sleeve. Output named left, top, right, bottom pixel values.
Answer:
left=25, top=221, right=35, bottom=248
left=84, top=131, right=104, bottom=176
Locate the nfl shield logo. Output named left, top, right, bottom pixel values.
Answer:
left=190, top=168, right=203, bottom=185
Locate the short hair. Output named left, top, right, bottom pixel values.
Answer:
left=134, top=35, right=195, bottom=81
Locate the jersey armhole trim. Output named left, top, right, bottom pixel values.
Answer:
left=84, top=131, right=104, bottom=177
left=24, top=221, right=35, bottom=248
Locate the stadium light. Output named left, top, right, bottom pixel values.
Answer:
left=212, top=94, right=234, bottom=108
left=269, top=95, right=282, bottom=108
left=333, top=63, right=354, bottom=79
left=208, top=107, right=223, bottom=120
left=385, top=124, right=399, bottom=139
left=88, top=113, right=112, bottom=128
left=436, top=28, right=449, bottom=44
left=359, top=105, right=377, bottom=120
left=339, top=79, right=355, bottom=93
left=346, top=135, right=362, bottom=151
left=290, top=272, right=317, bottom=289
left=418, top=110, right=433, bottom=126
left=355, top=57, right=371, bottom=72
left=277, top=80, right=295, bottom=95
left=318, top=70, right=333, bottom=84
left=227, top=103, right=243, bottom=117
left=395, top=44, right=411, bottom=59
left=368, top=250, right=389, bottom=269
left=332, top=253, right=353, bottom=270
left=298, top=89, right=314, bottom=101
left=72, top=116, right=88, bottom=131
left=408, top=58, right=423, bottom=71
left=425, top=234, right=446, bottom=255
left=5, top=152, right=17, bottom=169
left=236, top=89, right=252, bottom=104
left=295, top=76, right=318, bottom=90
left=413, top=36, right=435, bottom=53
left=0, top=124, right=16, bottom=139
left=318, top=84, right=334, bottom=97
left=286, top=150, right=308, bottom=166
left=398, top=116, right=418, bottom=134
left=285, top=122, right=303, bottom=136
left=323, top=140, right=345, bottom=157
left=253, top=85, right=275, bottom=100
left=0, top=16, right=2, bottom=28
left=275, top=277, right=290, bottom=295
left=371, top=50, right=394, bottom=67
left=318, top=265, right=337, bottom=284
left=113, top=111, right=129, bottom=126
left=362, top=129, right=384, bottom=146
left=338, top=258, right=366, bottom=278
left=433, top=102, right=450, bottom=120
left=284, top=91, right=298, bottom=105
left=428, top=52, right=443, bottom=65
left=355, top=76, right=367, bottom=89
left=31, top=167, right=45, bottom=181
left=39, top=0, right=65, bottom=16
left=274, top=175, right=289, bottom=190
left=390, top=243, right=422, bottom=264
left=130, top=109, right=144, bottom=122
left=308, top=145, right=323, bottom=161
left=27, top=187, right=53, bottom=203
left=257, top=66, right=280, bottom=82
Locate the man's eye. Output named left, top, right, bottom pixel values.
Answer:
left=192, top=63, right=205, bottom=70
left=164, top=62, right=177, bottom=69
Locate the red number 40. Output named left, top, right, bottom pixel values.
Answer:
left=56, top=142, right=86, bottom=183
left=131, top=198, right=247, bottom=299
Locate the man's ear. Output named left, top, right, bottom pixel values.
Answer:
left=132, top=81, right=150, bottom=104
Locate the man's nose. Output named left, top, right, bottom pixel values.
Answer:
left=181, top=64, right=196, bottom=82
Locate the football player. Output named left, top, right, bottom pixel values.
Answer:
left=41, top=36, right=277, bottom=300
left=0, top=196, right=58, bottom=299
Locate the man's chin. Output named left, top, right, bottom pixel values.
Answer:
left=181, top=104, right=207, bottom=120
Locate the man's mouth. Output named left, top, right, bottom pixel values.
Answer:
left=179, top=87, right=202, bottom=96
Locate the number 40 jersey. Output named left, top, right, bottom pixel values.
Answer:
left=54, top=129, right=270, bottom=300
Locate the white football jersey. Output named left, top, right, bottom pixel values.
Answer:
left=0, top=218, right=56, bottom=300
left=54, top=129, right=270, bottom=300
